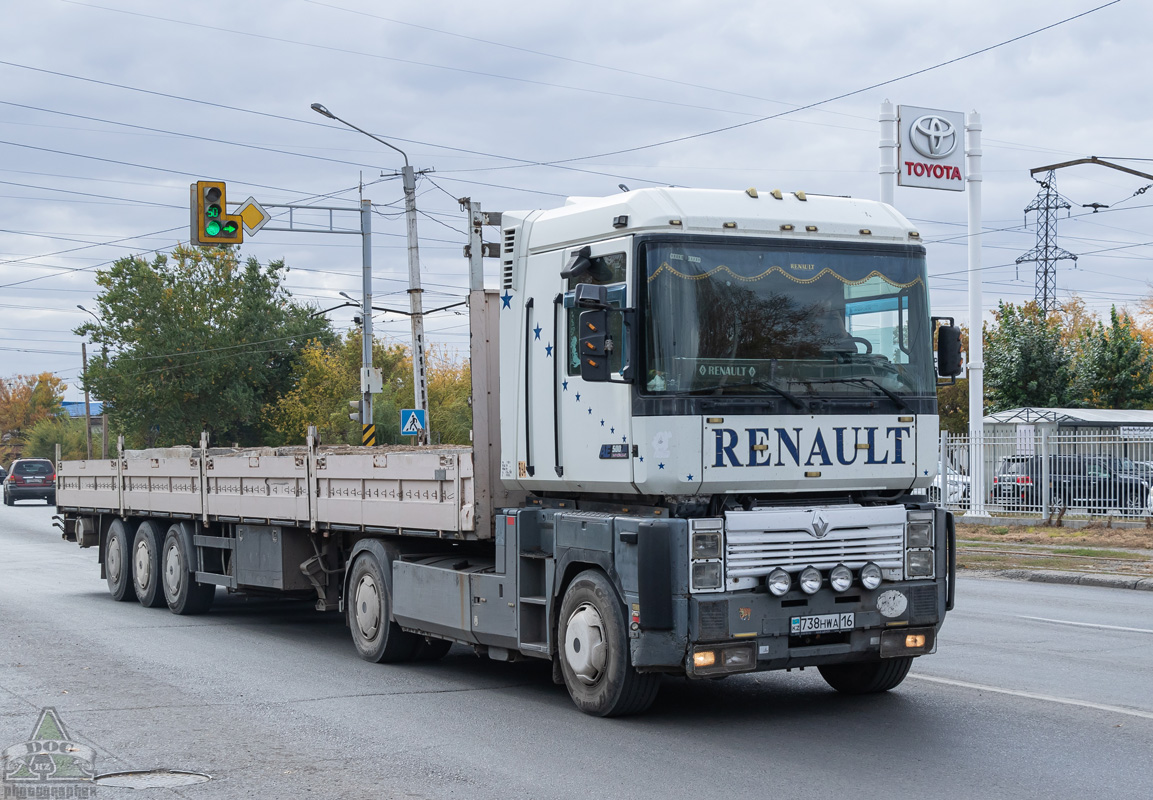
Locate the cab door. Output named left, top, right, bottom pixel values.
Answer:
left=554, top=237, right=636, bottom=494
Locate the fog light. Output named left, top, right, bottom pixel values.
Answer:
left=692, top=561, right=723, bottom=590
left=723, top=646, right=755, bottom=669
left=767, top=568, right=791, bottom=596
left=906, top=634, right=926, bottom=648
left=799, top=566, right=822, bottom=595
left=693, top=650, right=716, bottom=667
left=830, top=564, right=853, bottom=592
left=860, top=562, right=882, bottom=590
left=906, top=550, right=933, bottom=577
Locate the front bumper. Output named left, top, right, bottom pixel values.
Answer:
left=684, top=580, right=942, bottom=676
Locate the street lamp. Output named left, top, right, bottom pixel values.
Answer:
left=76, top=305, right=100, bottom=459
left=311, top=102, right=431, bottom=445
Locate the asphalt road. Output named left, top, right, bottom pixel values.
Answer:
left=2, top=502, right=1152, bottom=799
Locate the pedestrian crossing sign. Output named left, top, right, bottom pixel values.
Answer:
left=400, top=408, right=426, bottom=436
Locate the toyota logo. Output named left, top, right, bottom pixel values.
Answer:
left=909, top=114, right=957, bottom=159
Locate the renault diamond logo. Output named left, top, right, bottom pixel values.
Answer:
left=910, top=114, right=957, bottom=159
left=811, top=511, right=831, bottom=539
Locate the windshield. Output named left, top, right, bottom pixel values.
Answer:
left=640, top=239, right=935, bottom=398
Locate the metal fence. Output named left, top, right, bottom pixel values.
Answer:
left=933, top=429, right=1153, bottom=520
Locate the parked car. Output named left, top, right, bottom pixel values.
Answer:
left=2, top=458, right=56, bottom=505
left=990, top=454, right=1147, bottom=512
left=928, top=466, right=970, bottom=505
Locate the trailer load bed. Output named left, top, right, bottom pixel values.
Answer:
left=56, top=441, right=479, bottom=539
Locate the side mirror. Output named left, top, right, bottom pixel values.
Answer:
left=574, top=282, right=609, bottom=309
left=936, top=323, right=963, bottom=377
left=578, top=308, right=612, bottom=382
left=561, top=246, right=593, bottom=280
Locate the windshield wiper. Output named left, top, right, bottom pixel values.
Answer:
left=703, top=379, right=805, bottom=410
left=792, top=377, right=911, bottom=411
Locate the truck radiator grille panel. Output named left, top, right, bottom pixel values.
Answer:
left=697, top=600, right=728, bottom=640
left=725, top=526, right=904, bottom=578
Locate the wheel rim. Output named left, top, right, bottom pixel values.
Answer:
left=353, top=574, right=381, bottom=641
left=107, top=534, right=122, bottom=584
left=135, top=539, right=152, bottom=591
left=564, top=602, right=607, bottom=686
left=164, top=542, right=183, bottom=597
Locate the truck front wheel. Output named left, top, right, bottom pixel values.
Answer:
left=557, top=570, right=659, bottom=717
left=346, top=552, right=418, bottom=663
left=818, top=657, right=913, bottom=694
left=104, top=520, right=137, bottom=603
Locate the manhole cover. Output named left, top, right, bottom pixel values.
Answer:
left=94, top=770, right=211, bottom=789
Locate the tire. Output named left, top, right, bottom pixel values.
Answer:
left=346, top=551, right=418, bottom=663
left=132, top=520, right=167, bottom=608
left=411, top=636, right=453, bottom=661
left=104, top=519, right=137, bottom=603
left=3, top=490, right=12, bottom=506
left=162, top=525, right=215, bottom=615
left=818, top=657, right=914, bottom=694
left=557, top=570, right=660, bottom=717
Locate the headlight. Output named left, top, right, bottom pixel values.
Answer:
left=799, top=566, right=822, bottom=595
left=692, top=532, right=722, bottom=560
left=906, top=550, right=934, bottom=577
left=692, top=561, right=722, bottom=590
left=766, top=568, right=791, bottom=597
left=829, top=564, right=853, bottom=592
left=907, top=520, right=933, bottom=548
left=860, top=562, right=882, bottom=590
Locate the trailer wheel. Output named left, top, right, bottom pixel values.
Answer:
left=818, top=657, right=914, bottom=694
left=557, top=570, right=659, bottom=717
left=104, top=520, right=137, bottom=603
left=347, top=552, right=418, bottom=663
left=131, top=520, right=167, bottom=608
left=162, top=525, right=215, bottom=615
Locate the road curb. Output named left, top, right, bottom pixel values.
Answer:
left=968, top=568, right=1153, bottom=591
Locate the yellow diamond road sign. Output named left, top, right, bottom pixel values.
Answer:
left=237, top=197, right=270, bottom=236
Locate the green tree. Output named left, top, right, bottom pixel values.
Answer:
left=984, top=301, right=1072, bottom=413
left=23, top=416, right=101, bottom=461
left=76, top=246, right=332, bottom=448
left=0, top=373, right=66, bottom=462
left=1072, top=306, right=1153, bottom=409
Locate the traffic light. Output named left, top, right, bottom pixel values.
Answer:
left=348, top=399, right=362, bottom=422
left=190, top=181, right=243, bottom=246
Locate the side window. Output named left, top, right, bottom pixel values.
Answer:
left=566, top=253, right=626, bottom=292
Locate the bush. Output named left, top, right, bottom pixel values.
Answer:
left=23, top=416, right=102, bottom=461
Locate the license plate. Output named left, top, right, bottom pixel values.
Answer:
left=790, top=613, right=855, bottom=635
left=26, top=478, right=43, bottom=484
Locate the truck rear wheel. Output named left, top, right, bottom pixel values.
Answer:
left=818, top=657, right=913, bottom=694
left=104, top=520, right=137, bottom=603
left=162, top=525, right=215, bottom=615
left=347, top=551, right=418, bottom=663
left=558, top=570, right=659, bottom=717
left=132, top=520, right=167, bottom=608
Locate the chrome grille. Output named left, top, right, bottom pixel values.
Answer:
left=724, top=505, right=905, bottom=579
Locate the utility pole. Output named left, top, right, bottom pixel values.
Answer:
left=359, top=195, right=376, bottom=444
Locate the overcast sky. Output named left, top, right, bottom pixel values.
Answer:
left=2, top=0, right=1150, bottom=401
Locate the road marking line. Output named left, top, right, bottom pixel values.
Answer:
left=1017, top=615, right=1153, bottom=635
left=910, top=674, right=1153, bottom=720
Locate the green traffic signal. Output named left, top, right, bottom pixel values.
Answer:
left=206, top=204, right=221, bottom=218
left=206, top=220, right=221, bottom=236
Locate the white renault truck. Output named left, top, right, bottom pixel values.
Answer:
left=55, top=187, right=962, bottom=716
